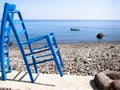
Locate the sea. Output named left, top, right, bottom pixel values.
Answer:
left=1, top=20, right=120, bottom=44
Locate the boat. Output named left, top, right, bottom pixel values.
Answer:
left=70, top=28, right=80, bottom=31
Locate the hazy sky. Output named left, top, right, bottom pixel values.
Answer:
left=0, top=0, right=120, bottom=20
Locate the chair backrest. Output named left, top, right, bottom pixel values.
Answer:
left=0, top=3, right=16, bottom=80
left=0, top=3, right=16, bottom=47
left=0, top=3, right=9, bottom=49
left=7, top=3, right=38, bottom=56
left=0, top=3, right=16, bottom=38
left=7, top=3, right=33, bottom=46
left=0, top=3, right=12, bottom=61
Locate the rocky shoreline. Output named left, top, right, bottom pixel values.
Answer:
left=9, top=42, right=120, bottom=76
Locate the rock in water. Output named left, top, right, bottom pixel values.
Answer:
left=8, top=42, right=13, bottom=46
left=96, top=33, right=104, bottom=39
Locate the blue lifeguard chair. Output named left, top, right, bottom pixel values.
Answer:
left=0, top=3, right=64, bottom=83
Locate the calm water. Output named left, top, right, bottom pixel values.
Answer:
left=1, top=20, right=120, bottom=44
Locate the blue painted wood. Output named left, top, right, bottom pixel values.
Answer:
left=46, top=36, right=63, bottom=77
left=2, top=3, right=64, bottom=83
left=13, top=20, right=23, bottom=24
left=26, top=48, right=50, bottom=56
left=35, top=53, right=52, bottom=59
left=33, top=45, right=48, bottom=50
left=29, top=58, right=54, bottom=66
left=8, top=12, right=36, bottom=83
left=0, top=3, right=13, bottom=81
left=16, top=29, right=26, bottom=34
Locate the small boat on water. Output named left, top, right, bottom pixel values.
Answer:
left=70, top=28, right=80, bottom=31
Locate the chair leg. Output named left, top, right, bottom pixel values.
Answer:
left=6, top=49, right=12, bottom=73
left=1, top=58, right=7, bottom=80
left=50, top=33, right=64, bottom=67
left=21, top=47, right=35, bottom=83
left=53, top=54, right=63, bottom=77
left=28, top=69, right=34, bottom=83
left=47, top=36, right=63, bottom=77
left=23, top=57, right=35, bottom=83
left=57, top=51, right=64, bottom=67
left=28, top=43, right=38, bottom=73
left=7, top=58, right=12, bottom=73
left=31, top=56, right=38, bottom=73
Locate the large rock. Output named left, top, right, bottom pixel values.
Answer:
left=112, top=80, right=120, bottom=90
left=94, top=71, right=120, bottom=90
left=103, top=70, right=120, bottom=80
left=94, top=72, right=113, bottom=90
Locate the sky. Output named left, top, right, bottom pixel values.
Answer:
left=0, top=0, right=120, bottom=20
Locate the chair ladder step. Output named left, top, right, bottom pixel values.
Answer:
left=33, top=45, right=48, bottom=51
left=13, top=20, right=23, bottom=24
left=4, top=51, right=8, bottom=55
left=4, top=39, right=8, bottom=43
left=4, top=57, right=10, bottom=65
left=4, top=37, right=9, bottom=42
left=5, top=57, right=9, bottom=61
left=10, top=10, right=20, bottom=13
left=5, top=27, right=10, bottom=32
left=16, top=29, right=26, bottom=34
left=29, top=58, right=53, bottom=66
left=35, top=53, right=52, bottom=59
left=4, top=36, right=9, bottom=38
left=4, top=44, right=8, bottom=47
left=26, top=48, right=50, bottom=56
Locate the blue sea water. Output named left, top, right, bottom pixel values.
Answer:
left=1, top=20, right=120, bottom=43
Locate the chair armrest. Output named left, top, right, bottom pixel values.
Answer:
left=21, top=33, right=55, bottom=45
left=21, top=35, right=48, bottom=45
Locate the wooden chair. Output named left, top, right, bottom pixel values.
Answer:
left=0, top=3, right=64, bottom=83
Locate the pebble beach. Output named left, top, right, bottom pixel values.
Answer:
left=9, top=42, right=120, bottom=76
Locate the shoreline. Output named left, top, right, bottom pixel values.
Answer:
left=9, top=42, right=120, bottom=76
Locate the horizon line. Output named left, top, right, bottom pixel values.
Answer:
left=15, top=19, right=120, bottom=21
left=0, top=19, right=120, bottom=21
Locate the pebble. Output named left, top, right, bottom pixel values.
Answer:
left=9, top=42, right=120, bottom=76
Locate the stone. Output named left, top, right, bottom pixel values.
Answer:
left=103, top=70, right=120, bottom=80
left=112, top=80, right=120, bottom=90
left=96, top=33, right=104, bottom=39
left=94, top=72, right=113, bottom=90
left=8, top=41, right=13, bottom=46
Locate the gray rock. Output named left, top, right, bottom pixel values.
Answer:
left=112, top=80, right=120, bottom=90
left=103, top=70, right=120, bottom=80
left=94, top=72, right=113, bottom=90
